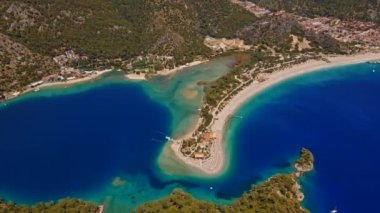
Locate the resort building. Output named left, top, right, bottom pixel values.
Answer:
left=194, top=152, right=205, bottom=159
left=29, top=80, right=44, bottom=88
left=255, top=73, right=270, bottom=82
left=202, top=131, right=217, bottom=141
left=67, top=76, right=77, bottom=81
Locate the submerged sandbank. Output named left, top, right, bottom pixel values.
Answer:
left=166, top=52, right=380, bottom=176
left=124, top=60, right=209, bottom=81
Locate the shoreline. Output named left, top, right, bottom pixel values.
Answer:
left=125, top=60, right=209, bottom=81
left=3, top=69, right=114, bottom=102
left=157, top=60, right=209, bottom=76
left=40, top=69, right=114, bottom=89
left=170, top=52, right=380, bottom=176
left=124, top=73, right=146, bottom=80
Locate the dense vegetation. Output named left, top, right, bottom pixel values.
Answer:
left=226, top=174, right=307, bottom=213
left=135, top=175, right=307, bottom=213
left=204, top=54, right=251, bottom=107
left=0, top=0, right=255, bottom=62
left=0, top=198, right=99, bottom=213
left=295, top=148, right=314, bottom=171
left=0, top=0, right=257, bottom=94
left=237, top=12, right=345, bottom=54
left=251, top=0, right=380, bottom=24
left=0, top=0, right=367, bottom=95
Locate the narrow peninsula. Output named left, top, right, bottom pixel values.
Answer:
left=169, top=52, right=380, bottom=175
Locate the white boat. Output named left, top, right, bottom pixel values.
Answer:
left=330, top=207, right=338, bottom=213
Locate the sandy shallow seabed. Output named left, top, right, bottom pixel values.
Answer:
left=125, top=60, right=208, bottom=80
left=164, top=52, right=380, bottom=176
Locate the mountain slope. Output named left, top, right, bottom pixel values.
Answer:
left=0, top=0, right=255, bottom=62
left=251, top=0, right=380, bottom=24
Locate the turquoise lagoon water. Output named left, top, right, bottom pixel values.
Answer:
left=0, top=57, right=236, bottom=212
left=0, top=59, right=379, bottom=212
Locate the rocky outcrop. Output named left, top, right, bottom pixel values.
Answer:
left=294, top=148, right=314, bottom=177
left=2, top=2, right=42, bottom=32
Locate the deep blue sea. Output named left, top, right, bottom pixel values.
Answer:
left=0, top=61, right=379, bottom=212
left=225, top=63, right=380, bottom=213
left=0, top=83, right=172, bottom=203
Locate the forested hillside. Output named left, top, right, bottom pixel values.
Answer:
left=0, top=0, right=257, bottom=94
left=251, top=0, right=380, bottom=24
left=135, top=175, right=307, bottom=213
left=1, top=0, right=379, bottom=98
left=0, top=0, right=255, bottom=62
left=0, top=198, right=99, bottom=213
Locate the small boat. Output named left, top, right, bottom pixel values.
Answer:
left=373, top=69, right=376, bottom=73
left=330, top=207, right=338, bottom=213
left=34, top=88, right=40, bottom=92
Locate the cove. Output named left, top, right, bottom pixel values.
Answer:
left=0, top=82, right=172, bottom=203
left=0, top=57, right=237, bottom=212
left=0, top=59, right=379, bottom=212
left=225, top=63, right=380, bottom=212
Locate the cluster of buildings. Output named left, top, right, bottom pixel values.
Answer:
left=53, top=49, right=88, bottom=67
left=28, top=74, right=66, bottom=88
left=300, top=17, right=380, bottom=48
left=26, top=50, right=92, bottom=90
left=54, top=49, right=90, bottom=76
left=255, top=72, right=270, bottom=82
left=128, top=54, right=175, bottom=74
left=230, top=0, right=271, bottom=17
left=232, top=0, right=380, bottom=51
left=180, top=131, right=217, bottom=160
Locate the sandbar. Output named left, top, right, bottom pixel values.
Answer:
left=170, top=52, right=380, bottom=175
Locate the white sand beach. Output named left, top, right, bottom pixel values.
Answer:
left=125, top=73, right=146, bottom=80
left=158, top=60, right=208, bottom=76
left=124, top=60, right=208, bottom=81
left=171, top=52, right=380, bottom=175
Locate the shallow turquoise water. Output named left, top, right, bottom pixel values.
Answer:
left=1, top=59, right=379, bottom=212
left=0, top=57, right=236, bottom=212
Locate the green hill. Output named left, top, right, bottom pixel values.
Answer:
left=251, top=0, right=380, bottom=24
left=0, top=0, right=256, bottom=93
left=0, top=0, right=255, bottom=62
